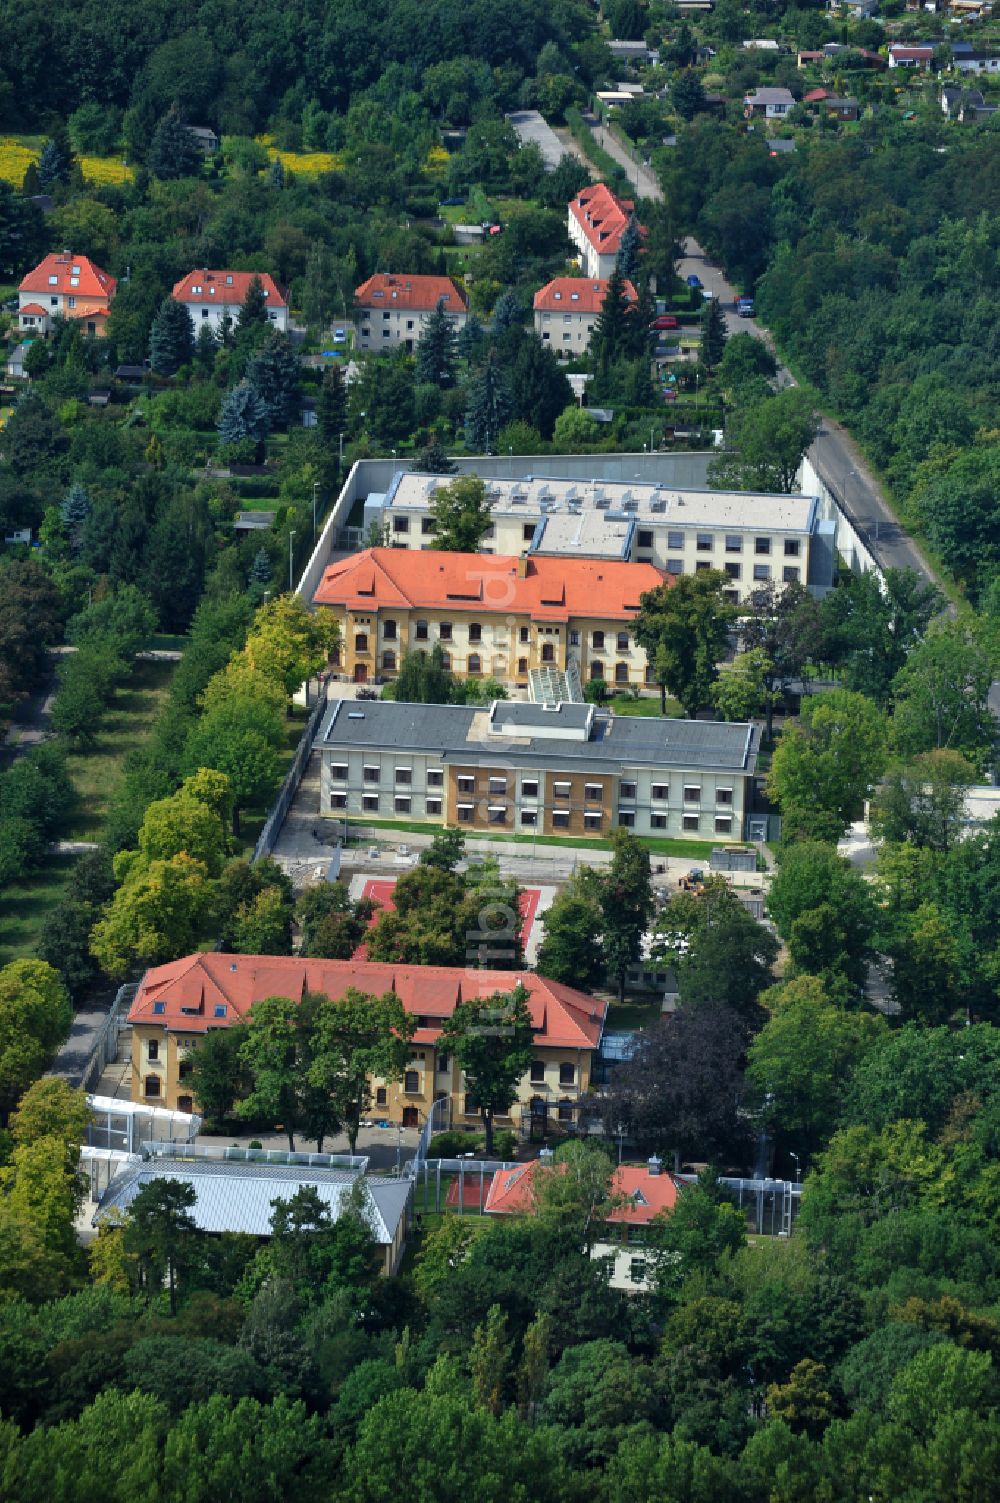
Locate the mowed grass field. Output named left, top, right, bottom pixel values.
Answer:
left=64, top=658, right=176, bottom=841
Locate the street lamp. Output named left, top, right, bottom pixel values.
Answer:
left=288, top=530, right=296, bottom=592
left=616, top=1122, right=626, bottom=1165
left=789, top=1151, right=800, bottom=1184
left=312, top=481, right=319, bottom=544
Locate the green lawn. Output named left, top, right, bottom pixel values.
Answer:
left=64, top=659, right=177, bottom=840
left=605, top=997, right=663, bottom=1032
left=341, top=816, right=722, bottom=860
left=0, top=857, right=77, bottom=966
left=607, top=693, right=684, bottom=718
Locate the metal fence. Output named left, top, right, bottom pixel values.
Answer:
left=73, top=981, right=138, bottom=1094
left=251, top=692, right=329, bottom=863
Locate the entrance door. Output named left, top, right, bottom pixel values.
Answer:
left=401, top=1107, right=418, bottom=1128
left=353, top=662, right=368, bottom=683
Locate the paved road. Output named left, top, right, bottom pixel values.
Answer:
left=581, top=113, right=664, bottom=202
left=678, top=236, right=942, bottom=592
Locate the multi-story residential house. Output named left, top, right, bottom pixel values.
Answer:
left=18, top=252, right=117, bottom=336
left=533, top=276, right=638, bottom=358
left=484, top=1152, right=685, bottom=1290
left=567, top=184, right=639, bottom=279
left=312, top=546, right=665, bottom=687
left=354, top=273, right=467, bottom=354
left=171, top=269, right=289, bottom=332
left=363, top=473, right=835, bottom=604
left=315, top=697, right=760, bottom=842
left=127, top=951, right=607, bottom=1135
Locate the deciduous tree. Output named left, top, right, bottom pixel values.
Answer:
left=635, top=573, right=735, bottom=717
left=439, top=984, right=535, bottom=1154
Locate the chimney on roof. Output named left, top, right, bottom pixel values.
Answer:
left=516, top=557, right=529, bottom=579
left=648, top=1155, right=662, bottom=1176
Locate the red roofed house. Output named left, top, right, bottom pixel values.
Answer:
left=312, top=546, right=665, bottom=686
left=484, top=1152, right=685, bottom=1290
left=354, top=273, right=468, bottom=354
left=888, top=44, right=935, bottom=68
left=171, top=270, right=289, bottom=333
left=18, top=252, right=117, bottom=336
left=567, top=184, right=640, bottom=279
left=128, top=951, right=606, bottom=1131
left=533, top=276, right=638, bottom=359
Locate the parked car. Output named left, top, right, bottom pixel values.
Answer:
left=736, top=296, right=755, bottom=316
left=686, top=274, right=702, bottom=288
left=650, top=315, right=679, bottom=330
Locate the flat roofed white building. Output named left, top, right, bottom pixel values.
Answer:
left=369, top=472, right=834, bottom=601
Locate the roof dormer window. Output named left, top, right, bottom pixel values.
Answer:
left=192, top=284, right=202, bottom=294
left=554, top=291, right=561, bottom=300
left=571, top=292, right=579, bottom=301
left=69, top=277, right=79, bottom=287
left=71, top=265, right=80, bottom=274
left=226, top=274, right=233, bottom=285
left=48, top=275, right=58, bottom=285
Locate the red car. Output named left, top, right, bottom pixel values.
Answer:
left=649, top=315, right=679, bottom=331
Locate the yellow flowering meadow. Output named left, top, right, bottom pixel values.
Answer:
left=254, top=135, right=343, bottom=175
left=0, top=137, right=39, bottom=186
left=78, top=156, right=134, bottom=186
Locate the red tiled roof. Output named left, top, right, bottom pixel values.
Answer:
left=19, top=253, right=116, bottom=301
left=484, top=1159, right=684, bottom=1219
left=804, top=88, right=832, bottom=101
left=569, top=184, right=638, bottom=257
left=19, top=303, right=47, bottom=315
left=533, top=277, right=638, bottom=315
left=890, top=45, right=934, bottom=57
left=313, top=548, right=665, bottom=624
left=172, top=269, right=288, bottom=308
left=354, top=273, right=467, bottom=313
left=128, top=952, right=607, bottom=1048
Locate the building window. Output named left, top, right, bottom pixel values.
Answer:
left=584, top=783, right=603, bottom=802
left=553, top=781, right=571, bottom=799
left=521, top=809, right=537, bottom=827
left=376, top=1086, right=387, bottom=1105
left=522, top=779, right=539, bottom=798
left=465, top=1095, right=479, bottom=1117
left=457, top=804, right=474, bottom=823
left=783, top=566, right=800, bottom=583
left=590, top=661, right=604, bottom=681
left=725, top=562, right=741, bottom=580
left=559, top=1063, right=575, bottom=1087
left=330, top=763, right=348, bottom=781
left=684, top=785, right=700, bottom=803
left=330, top=793, right=347, bottom=809
left=616, top=633, right=629, bottom=652
left=558, top=1099, right=574, bottom=1122
left=618, top=810, right=635, bottom=828
left=426, top=798, right=442, bottom=815
left=363, top=766, right=380, bottom=783
left=552, top=811, right=570, bottom=829
left=382, top=650, right=396, bottom=670
left=615, top=664, right=629, bottom=685
left=717, top=787, right=733, bottom=805
left=517, top=658, right=528, bottom=675
left=592, top=631, right=605, bottom=649
left=755, top=537, right=771, bottom=556
left=355, top=633, right=368, bottom=652
left=144, top=1075, right=161, bottom=1099
left=396, top=768, right=412, bottom=786
left=415, top=620, right=428, bottom=640
left=637, top=530, right=653, bottom=548
left=440, top=622, right=452, bottom=641
left=421, top=518, right=436, bottom=535
left=519, top=626, right=530, bottom=643
left=438, top=1054, right=449, bottom=1073
left=541, top=643, right=555, bottom=663
left=715, top=816, right=733, bottom=834
left=523, top=522, right=535, bottom=542
left=468, top=653, right=482, bottom=674
left=667, top=558, right=684, bottom=575
left=531, top=1060, right=545, bottom=1083
left=362, top=795, right=380, bottom=812
left=428, top=769, right=443, bottom=787
left=488, top=807, right=507, bottom=825
left=652, top=783, right=668, bottom=800
left=667, top=531, right=684, bottom=550
left=147, top=1039, right=159, bottom=1061
left=383, top=619, right=397, bottom=639
left=392, top=517, right=409, bottom=535
left=440, top=651, right=451, bottom=670
left=457, top=776, right=475, bottom=794
left=695, top=561, right=711, bottom=573
left=725, top=535, right=743, bottom=553
left=178, top=1059, right=193, bottom=1080
left=488, top=776, right=507, bottom=794
left=404, top=1070, right=419, bottom=1093
left=569, top=630, right=580, bottom=646
left=584, top=812, right=602, bottom=830
left=784, top=539, right=800, bottom=557
left=753, top=564, right=771, bottom=581
left=651, top=814, right=667, bottom=829
left=629, top=1258, right=647, bottom=1285
left=620, top=781, right=637, bottom=799
left=395, top=795, right=411, bottom=812
left=683, top=814, right=700, bottom=832
left=696, top=533, right=714, bottom=552
left=469, top=623, right=482, bottom=643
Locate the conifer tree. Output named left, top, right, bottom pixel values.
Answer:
left=238, top=274, right=270, bottom=329
left=415, top=299, right=457, bottom=388
left=701, top=296, right=728, bottom=371
left=616, top=212, right=642, bottom=281
left=491, top=290, right=522, bottom=335
left=457, top=313, right=485, bottom=360
left=245, top=332, right=300, bottom=427
left=37, top=138, right=69, bottom=190
left=465, top=352, right=513, bottom=453
left=60, top=483, right=90, bottom=552
left=147, top=107, right=200, bottom=180
left=249, top=548, right=273, bottom=586
left=218, top=381, right=271, bottom=457
left=592, top=268, right=634, bottom=372
left=148, top=297, right=195, bottom=376
left=317, top=364, right=348, bottom=447
left=268, top=156, right=286, bottom=188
